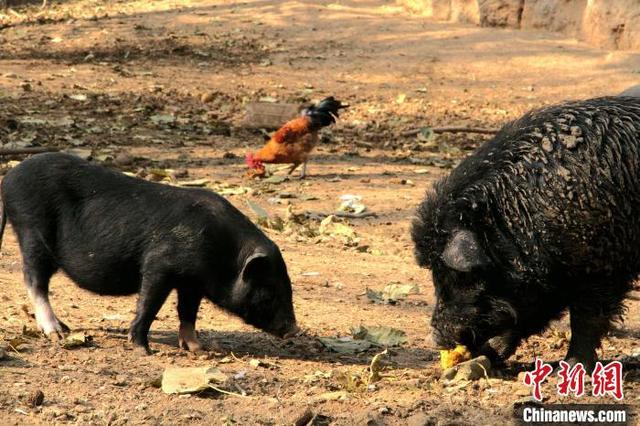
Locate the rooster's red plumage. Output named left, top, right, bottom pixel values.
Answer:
left=246, top=97, right=348, bottom=178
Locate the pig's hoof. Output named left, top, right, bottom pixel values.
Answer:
left=132, top=344, right=153, bottom=356
left=47, top=332, right=64, bottom=342
left=40, top=320, right=70, bottom=341
left=178, top=324, right=206, bottom=353
left=563, top=356, right=595, bottom=373
left=128, top=334, right=153, bottom=355
left=179, top=338, right=204, bottom=353
left=283, top=325, right=302, bottom=339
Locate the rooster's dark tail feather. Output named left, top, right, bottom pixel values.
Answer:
left=304, top=97, right=348, bottom=130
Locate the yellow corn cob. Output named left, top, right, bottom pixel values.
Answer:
left=440, top=345, right=472, bottom=369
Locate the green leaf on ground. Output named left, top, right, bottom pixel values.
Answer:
left=318, top=336, right=372, bottom=354
left=351, top=325, right=407, bottom=347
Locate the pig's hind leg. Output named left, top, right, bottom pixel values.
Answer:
left=20, top=234, right=69, bottom=338
left=177, top=287, right=204, bottom=352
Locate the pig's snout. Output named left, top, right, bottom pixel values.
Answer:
left=268, top=321, right=299, bottom=339
left=432, top=327, right=456, bottom=349
left=432, top=321, right=478, bottom=350
left=282, top=324, right=301, bottom=339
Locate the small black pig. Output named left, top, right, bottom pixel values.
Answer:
left=412, top=96, right=640, bottom=370
left=0, top=153, right=297, bottom=353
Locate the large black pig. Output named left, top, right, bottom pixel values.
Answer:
left=0, top=153, right=297, bottom=353
left=412, top=96, right=640, bottom=370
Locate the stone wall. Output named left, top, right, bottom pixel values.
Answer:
left=398, top=0, right=640, bottom=51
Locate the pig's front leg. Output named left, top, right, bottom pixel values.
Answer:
left=566, top=307, right=608, bottom=371
left=566, top=286, right=626, bottom=372
left=128, top=271, right=172, bottom=354
left=566, top=308, right=604, bottom=372
left=177, top=287, right=204, bottom=352
left=479, top=330, right=521, bottom=366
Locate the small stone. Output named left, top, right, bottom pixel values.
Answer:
left=200, top=92, right=216, bottom=103
left=114, top=152, right=133, bottom=166
left=378, top=406, right=390, bottom=414
left=112, top=376, right=128, bottom=386
left=147, top=375, right=162, bottom=388
left=27, top=390, right=45, bottom=407
left=20, top=82, right=32, bottom=92
left=406, top=412, right=434, bottom=426
left=366, top=414, right=384, bottom=426
left=442, top=355, right=491, bottom=382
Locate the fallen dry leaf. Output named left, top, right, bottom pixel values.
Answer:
left=161, top=366, right=227, bottom=395
left=312, top=390, right=349, bottom=402
left=178, top=178, right=210, bottom=187
left=368, top=348, right=388, bottom=384
left=319, top=215, right=359, bottom=246
left=338, top=194, right=366, bottom=214
left=367, top=283, right=420, bottom=304
left=150, top=114, right=175, bottom=125
left=6, top=336, right=28, bottom=351
left=263, top=175, right=287, bottom=184
left=248, top=359, right=273, bottom=369
left=335, top=370, right=367, bottom=393
left=62, top=332, right=92, bottom=349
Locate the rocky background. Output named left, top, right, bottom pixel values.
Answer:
left=399, top=0, right=640, bottom=51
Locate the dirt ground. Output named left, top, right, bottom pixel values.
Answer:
left=1, top=1, right=640, bottom=425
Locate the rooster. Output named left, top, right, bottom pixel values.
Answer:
left=245, top=97, right=348, bottom=178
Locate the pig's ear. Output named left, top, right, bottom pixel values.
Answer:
left=442, top=229, right=489, bottom=272
left=241, top=251, right=270, bottom=283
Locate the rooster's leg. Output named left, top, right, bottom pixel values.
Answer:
left=287, top=163, right=300, bottom=175
left=300, top=162, right=307, bottom=179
